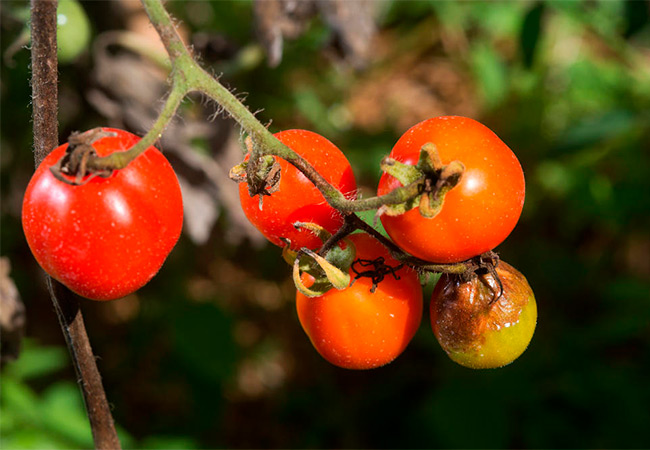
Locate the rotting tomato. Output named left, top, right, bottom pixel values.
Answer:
left=377, top=116, right=525, bottom=263
left=22, top=128, right=183, bottom=301
left=430, top=261, right=537, bottom=369
left=238, top=129, right=357, bottom=251
left=296, top=233, right=423, bottom=370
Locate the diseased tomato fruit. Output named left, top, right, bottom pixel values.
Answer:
left=377, top=116, right=525, bottom=263
left=430, top=261, right=537, bottom=369
left=238, top=129, right=357, bottom=250
left=296, top=233, right=423, bottom=369
left=22, top=128, right=183, bottom=301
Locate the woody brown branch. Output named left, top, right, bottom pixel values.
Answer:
left=30, top=0, right=121, bottom=448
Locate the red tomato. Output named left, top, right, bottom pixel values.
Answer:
left=296, top=233, right=423, bottom=369
left=377, top=116, right=525, bottom=263
left=238, top=130, right=357, bottom=250
left=22, top=128, right=183, bottom=301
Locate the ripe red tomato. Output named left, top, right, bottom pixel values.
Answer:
left=377, top=116, right=525, bottom=263
left=22, top=128, right=183, bottom=301
left=238, top=129, right=357, bottom=250
left=296, top=233, right=423, bottom=369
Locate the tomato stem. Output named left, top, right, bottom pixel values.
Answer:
left=30, top=1, right=122, bottom=448
left=136, top=0, right=475, bottom=273
left=137, top=0, right=437, bottom=214
left=86, top=79, right=186, bottom=172
left=337, top=214, right=476, bottom=276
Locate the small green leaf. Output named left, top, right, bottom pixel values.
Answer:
left=293, top=221, right=332, bottom=245
left=293, top=255, right=329, bottom=298
left=380, top=157, right=422, bottom=187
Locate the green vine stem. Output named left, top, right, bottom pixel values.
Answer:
left=135, top=0, right=428, bottom=214
left=83, top=78, right=187, bottom=171
left=345, top=214, right=471, bottom=275
left=134, top=0, right=478, bottom=275
left=62, top=0, right=474, bottom=275
left=57, top=0, right=437, bottom=214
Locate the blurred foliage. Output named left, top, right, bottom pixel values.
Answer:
left=2, top=0, right=650, bottom=448
left=0, top=339, right=133, bottom=449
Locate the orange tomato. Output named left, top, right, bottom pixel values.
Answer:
left=238, top=129, right=357, bottom=250
left=377, top=116, right=525, bottom=263
left=296, top=233, right=423, bottom=369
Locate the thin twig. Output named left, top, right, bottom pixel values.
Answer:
left=30, top=1, right=121, bottom=449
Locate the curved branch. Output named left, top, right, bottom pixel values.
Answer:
left=140, top=0, right=426, bottom=213
left=86, top=78, right=188, bottom=171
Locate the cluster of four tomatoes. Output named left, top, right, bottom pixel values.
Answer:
left=237, top=116, right=537, bottom=370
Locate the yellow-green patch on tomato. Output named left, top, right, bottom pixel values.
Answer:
left=431, top=261, right=537, bottom=369
left=445, top=295, right=537, bottom=369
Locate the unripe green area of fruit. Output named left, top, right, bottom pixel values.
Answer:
left=445, top=295, right=537, bottom=369
left=431, top=261, right=537, bottom=369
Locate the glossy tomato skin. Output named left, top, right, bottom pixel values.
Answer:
left=377, top=116, right=525, bottom=263
left=296, top=233, right=423, bottom=369
left=238, top=130, right=357, bottom=250
left=22, top=128, right=183, bottom=301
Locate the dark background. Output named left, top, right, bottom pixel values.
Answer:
left=2, top=1, right=650, bottom=448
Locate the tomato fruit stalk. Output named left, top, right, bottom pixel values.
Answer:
left=296, top=233, right=423, bottom=370
left=377, top=116, right=525, bottom=263
left=430, top=261, right=537, bottom=369
left=22, top=128, right=183, bottom=301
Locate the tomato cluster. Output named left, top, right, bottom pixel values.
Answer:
left=236, top=117, right=535, bottom=370
left=22, top=116, right=535, bottom=369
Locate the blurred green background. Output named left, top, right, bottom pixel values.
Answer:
left=2, top=0, right=650, bottom=448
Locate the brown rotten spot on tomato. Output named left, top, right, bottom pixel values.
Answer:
left=430, top=261, right=537, bottom=369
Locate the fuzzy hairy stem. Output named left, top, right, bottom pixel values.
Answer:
left=137, top=0, right=478, bottom=275
left=139, top=0, right=425, bottom=213
left=137, top=0, right=475, bottom=272
left=30, top=1, right=121, bottom=449
left=86, top=78, right=187, bottom=171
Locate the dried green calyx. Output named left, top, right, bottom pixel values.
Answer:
left=286, top=222, right=356, bottom=298
left=229, top=140, right=282, bottom=210
left=50, top=128, right=118, bottom=185
left=378, top=142, right=465, bottom=219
